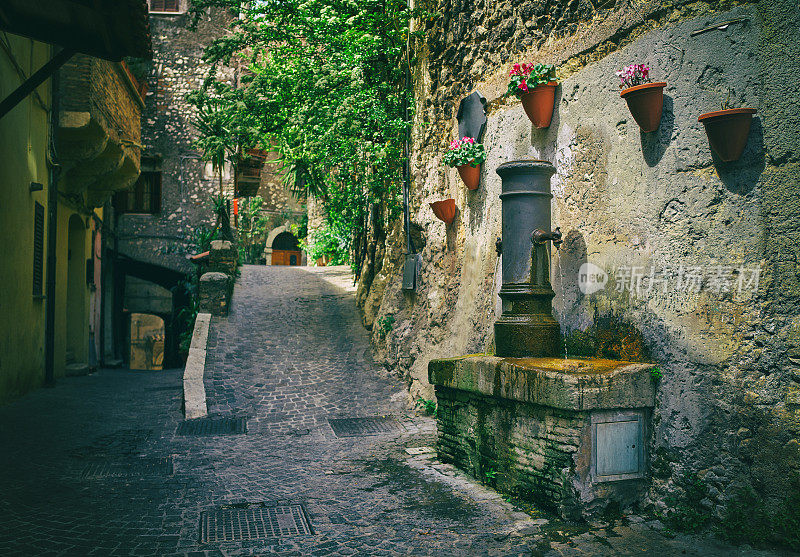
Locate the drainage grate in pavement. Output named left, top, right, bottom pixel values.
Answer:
left=81, top=457, right=173, bottom=478
left=177, top=417, right=247, bottom=436
left=200, top=503, right=312, bottom=543
left=71, top=429, right=153, bottom=458
left=327, top=416, right=403, bottom=438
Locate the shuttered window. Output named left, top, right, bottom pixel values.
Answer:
left=149, top=0, right=180, bottom=12
left=33, top=202, right=44, bottom=296
left=114, top=171, right=162, bottom=214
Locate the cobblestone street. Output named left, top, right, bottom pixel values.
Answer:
left=0, top=266, right=795, bottom=556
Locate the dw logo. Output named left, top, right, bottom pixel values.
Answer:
left=578, top=262, right=608, bottom=295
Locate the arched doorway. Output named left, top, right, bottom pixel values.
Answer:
left=129, top=313, right=165, bottom=370
left=271, top=231, right=302, bottom=266
left=66, top=214, right=87, bottom=365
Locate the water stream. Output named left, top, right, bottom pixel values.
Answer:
left=556, top=248, right=569, bottom=361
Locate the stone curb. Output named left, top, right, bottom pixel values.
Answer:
left=183, top=313, right=211, bottom=419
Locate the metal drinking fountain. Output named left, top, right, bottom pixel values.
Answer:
left=494, top=160, right=562, bottom=357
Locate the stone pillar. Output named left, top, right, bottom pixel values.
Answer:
left=209, top=240, right=237, bottom=275
left=198, top=272, right=230, bottom=316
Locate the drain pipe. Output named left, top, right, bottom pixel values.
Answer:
left=44, top=48, right=62, bottom=386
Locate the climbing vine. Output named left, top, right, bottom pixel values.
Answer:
left=187, top=0, right=430, bottom=272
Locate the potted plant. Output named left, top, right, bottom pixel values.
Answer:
left=430, top=199, right=456, bottom=225
left=617, top=64, right=666, bottom=133
left=443, top=136, right=486, bottom=190
left=508, top=63, right=558, bottom=128
left=698, top=97, right=757, bottom=162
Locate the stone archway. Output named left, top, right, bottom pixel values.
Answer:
left=264, top=225, right=306, bottom=266
left=271, top=231, right=302, bottom=266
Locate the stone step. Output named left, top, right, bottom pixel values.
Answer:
left=65, top=363, right=90, bottom=377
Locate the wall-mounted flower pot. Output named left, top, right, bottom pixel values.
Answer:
left=698, top=108, right=756, bottom=162
left=430, top=199, right=456, bottom=225
left=521, top=82, right=557, bottom=128
left=620, top=81, right=666, bottom=132
left=457, top=163, right=481, bottom=190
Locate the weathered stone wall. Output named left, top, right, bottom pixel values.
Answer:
left=116, top=8, right=235, bottom=273
left=365, top=0, right=800, bottom=542
left=437, top=387, right=588, bottom=516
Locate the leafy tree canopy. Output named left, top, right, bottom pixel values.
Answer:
left=187, top=0, right=427, bottom=270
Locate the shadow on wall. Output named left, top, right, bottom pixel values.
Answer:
left=711, top=116, right=765, bottom=195
left=640, top=94, right=675, bottom=167
left=556, top=230, right=652, bottom=362
left=467, top=169, right=488, bottom=231
left=555, top=228, right=588, bottom=327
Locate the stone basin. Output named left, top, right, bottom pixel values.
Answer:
left=429, top=354, right=656, bottom=411
left=428, top=354, right=658, bottom=517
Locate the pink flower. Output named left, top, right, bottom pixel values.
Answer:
left=518, top=80, right=528, bottom=92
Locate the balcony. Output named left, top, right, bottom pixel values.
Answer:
left=56, top=55, right=146, bottom=208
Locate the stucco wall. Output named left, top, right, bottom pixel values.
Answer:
left=366, top=0, right=800, bottom=541
left=0, top=36, right=52, bottom=402
left=0, top=36, right=98, bottom=401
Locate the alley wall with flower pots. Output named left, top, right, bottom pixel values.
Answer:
left=354, top=0, right=800, bottom=546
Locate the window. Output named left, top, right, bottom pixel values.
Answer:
left=115, top=170, right=162, bottom=214
left=33, top=202, right=44, bottom=296
left=149, top=0, right=180, bottom=13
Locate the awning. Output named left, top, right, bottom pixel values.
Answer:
left=0, top=0, right=151, bottom=61
left=0, top=0, right=151, bottom=119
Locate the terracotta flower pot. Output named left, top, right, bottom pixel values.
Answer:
left=520, top=82, right=558, bottom=128
left=430, top=199, right=456, bottom=225
left=620, top=81, right=666, bottom=133
left=698, top=108, right=757, bottom=162
left=457, top=162, right=481, bottom=190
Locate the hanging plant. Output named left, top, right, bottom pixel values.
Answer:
left=443, top=136, right=486, bottom=190
left=508, top=63, right=558, bottom=128
left=617, top=63, right=666, bottom=133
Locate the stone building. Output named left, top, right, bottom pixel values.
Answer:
left=0, top=1, right=151, bottom=402
left=113, top=1, right=307, bottom=367
left=360, top=0, right=800, bottom=543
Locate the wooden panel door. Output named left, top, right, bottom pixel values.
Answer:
left=272, top=250, right=302, bottom=265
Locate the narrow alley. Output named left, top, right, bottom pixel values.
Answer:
left=0, top=266, right=792, bottom=556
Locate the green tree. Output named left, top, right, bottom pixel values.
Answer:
left=187, top=0, right=429, bottom=273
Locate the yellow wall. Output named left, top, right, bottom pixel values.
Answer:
left=0, top=35, right=94, bottom=402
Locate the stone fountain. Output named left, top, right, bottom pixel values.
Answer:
left=428, top=160, right=656, bottom=518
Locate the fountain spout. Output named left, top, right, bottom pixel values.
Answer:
left=532, top=227, right=563, bottom=248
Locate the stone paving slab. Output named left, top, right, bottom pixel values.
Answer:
left=0, top=265, right=796, bottom=556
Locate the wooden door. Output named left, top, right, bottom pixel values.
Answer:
left=272, top=250, right=302, bottom=265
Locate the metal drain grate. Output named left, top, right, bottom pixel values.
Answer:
left=177, top=417, right=247, bottom=436
left=71, top=429, right=153, bottom=458
left=81, top=457, right=173, bottom=478
left=327, top=416, right=403, bottom=437
left=200, top=503, right=312, bottom=543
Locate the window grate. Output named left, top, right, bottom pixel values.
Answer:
left=149, top=0, right=180, bottom=12
left=32, top=202, right=44, bottom=296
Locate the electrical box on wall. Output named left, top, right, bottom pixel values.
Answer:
left=591, top=411, right=646, bottom=482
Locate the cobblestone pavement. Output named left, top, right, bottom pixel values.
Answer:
left=0, top=265, right=796, bottom=556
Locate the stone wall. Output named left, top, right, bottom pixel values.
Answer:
left=115, top=8, right=236, bottom=273
left=364, top=0, right=800, bottom=543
